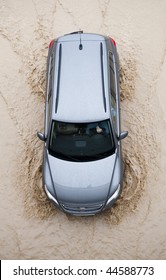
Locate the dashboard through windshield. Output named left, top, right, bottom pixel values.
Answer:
left=49, top=120, right=115, bottom=161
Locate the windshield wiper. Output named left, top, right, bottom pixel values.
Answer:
left=63, top=153, right=82, bottom=162
left=49, top=150, right=82, bottom=162
left=86, top=149, right=115, bottom=159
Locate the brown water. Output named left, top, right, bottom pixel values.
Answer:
left=0, top=0, right=166, bottom=259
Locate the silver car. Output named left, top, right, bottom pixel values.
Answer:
left=37, top=31, right=128, bottom=216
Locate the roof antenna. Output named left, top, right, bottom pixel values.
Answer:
left=79, top=31, right=83, bottom=50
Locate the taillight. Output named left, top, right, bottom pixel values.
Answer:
left=49, top=39, right=54, bottom=48
left=110, top=37, right=116, bottom=46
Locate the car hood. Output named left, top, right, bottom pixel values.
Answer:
left=47, top=153, right=117, bottom=204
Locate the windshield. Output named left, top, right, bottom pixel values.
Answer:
left=49, top=120, right=115, bottom=161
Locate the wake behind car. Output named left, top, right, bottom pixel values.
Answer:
left=37, top=31, right=128, bottom=216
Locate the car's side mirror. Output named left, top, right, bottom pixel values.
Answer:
left=37, top=132, right=46, bottom=142
left=118, top=131, right=128, bottom=141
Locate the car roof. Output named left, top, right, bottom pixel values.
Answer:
left=52, top=33, right=110, bottom=123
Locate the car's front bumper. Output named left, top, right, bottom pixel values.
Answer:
left=44, top=183, right=122, bottom=216
left=60, top=202, right=104, bottom=216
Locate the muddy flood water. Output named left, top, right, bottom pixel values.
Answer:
left=0, top=0, right=166, bottom=259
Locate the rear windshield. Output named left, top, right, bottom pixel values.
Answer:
left=49, top=120, right=115, bottom=161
